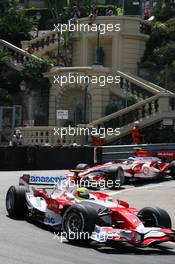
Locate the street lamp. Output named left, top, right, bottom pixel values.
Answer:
left=83, top=77, right=89, bottom=124
left=123, top=79, right=130, bottom=108
left=36, top=12, right=41, bottom=37
left=83, top=77, right=91, bottom=145
left=96, top=24, right=101, bottom=65
left=57, top=13, right=62, bottom=66
left=20, top=80, right=27, bottom=125
left=20, top=80, right=33, bottom=126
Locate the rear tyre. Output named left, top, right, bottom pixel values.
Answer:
left=75, top=163, right=90, bottom=170
left=170, top=161, right=175, bottom=179
left=6, top=185, right=27, bottom=218
left=107, top=166, right=125, bottom=189
left=138, top=206, right=172, bottom=228
left=62, top=204, right=98, bottom=244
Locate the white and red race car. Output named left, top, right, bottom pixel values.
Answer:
left=70, top=150, right=175, bottom=189
left=6, top=176, right=175, bottom=248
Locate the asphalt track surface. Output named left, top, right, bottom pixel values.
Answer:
left=0, top=170, right=175, bottom=264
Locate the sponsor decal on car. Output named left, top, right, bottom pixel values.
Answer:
left=143, top=167, right=150, bottom=175
left=29, top=175, right=67, bottom=184
left=44, top=215, right=56, bottom=224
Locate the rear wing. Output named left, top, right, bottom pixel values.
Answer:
left=19, top=174, right=67, bottom=187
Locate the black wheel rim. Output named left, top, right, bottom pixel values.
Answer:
left=143, top=213, right=159, bottom=227
left=66, top=212, right=83, bottom=233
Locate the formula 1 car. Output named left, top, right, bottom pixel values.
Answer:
left=6, top=175, right=175, bottom=248
left=70, top=162, right=125, bottom=189
left=70, top=150, right=175, bottom=187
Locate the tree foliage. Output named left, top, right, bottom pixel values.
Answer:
left=22, top=58, right=53, bottom=79
left=140, top=0, right=175, bottom=91
left=0, top=88, right=12, bottom=105
left=0, top=0, right=34, bottom=46
left=44, top=0, right=67, bottom=22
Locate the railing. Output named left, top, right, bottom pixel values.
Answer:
left=114, top=71, right=173, bottom=101
left=18, top=126, right=84, bottom=146
left=21, top=31, right=58, bottom=54
left=0, top=39, right=42, bottom=70
left=89, top=93, right=175, bottom=143
left=18, top=94, right=175, bottom=145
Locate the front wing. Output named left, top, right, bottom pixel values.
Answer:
left=90, top=225, right=175, bottom=247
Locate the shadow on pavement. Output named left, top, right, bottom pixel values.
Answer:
left=63, top=241, right=175, bottom=255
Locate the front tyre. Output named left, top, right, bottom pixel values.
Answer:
left=6, top=185, right=27, bottom=218
left=170, top=161, right=175, bottom=179
left=107, top=166, right=125, bottom=189
left=62, top=204, right=98, bottom=244
left=138, top=206, right=172, bottom=228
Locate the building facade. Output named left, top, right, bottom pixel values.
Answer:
left=44, top=16, right=149, bottom=127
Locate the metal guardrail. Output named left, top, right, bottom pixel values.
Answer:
left=101, top=143, right=175, bottom=163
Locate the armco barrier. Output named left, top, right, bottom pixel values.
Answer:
left=101, top=143, right=175, bottom=163
left=0, top=146, right=102, bottom=171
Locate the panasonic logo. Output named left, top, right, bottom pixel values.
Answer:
left=29, top=175, right=67, bottom=184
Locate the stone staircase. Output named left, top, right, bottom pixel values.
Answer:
left=111, top=71, right=173, bottom=101
left=0, top=39, right=42, bottom=71
left=1, top=37, right=175, bottom=145
left=21, top=31, right=58, bottom=57
left=89, top=92, right=175, bottom=143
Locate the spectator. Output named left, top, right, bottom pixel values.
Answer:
left=11, top=129, right=23, bottom=146
left=144, top=6, right=150, bottom=20
left=131, top=121, right=144, bottom=144
left=116, top=7, right=124, bottom=16
left=106, top=8, right=115, bottom=16
left=70, top=6, right=81, bottom=23
left=25, top=45, right=34, bottom=54
left=56, top=138, right=63, bottom=148
left=89, top=4, right=98, bottom=24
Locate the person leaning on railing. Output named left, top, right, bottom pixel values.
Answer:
left=116, top=7, right=124, bottom=16
left=25, top=45, right=34, bottom=54
left=106, top=7, right=115, bottom=16
left=11, top=129, right=23, bottom=147
left=89, top=4, right=98, bottom=24
left=70, top=5, right=81, bottom=24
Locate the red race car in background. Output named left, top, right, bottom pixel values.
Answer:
left=6, top=178, right=175, bottom=248
left=70, top=149, right=175, bottom=189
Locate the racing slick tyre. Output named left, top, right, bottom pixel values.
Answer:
left=6, top=185, right=27, bottom=218
left=107, top=166, right=125, bottom=189
left=75, top=163, right=90, bottom=170
left=62, top=204, right=98, bottom=244
left=138, top=207, right=172, bottom=228
left=170, top=161, right=175, bottom=179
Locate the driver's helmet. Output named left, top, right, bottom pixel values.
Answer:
left=74, top=187, right=90, bottom=200
left=128, top=157, right=135, bottom=163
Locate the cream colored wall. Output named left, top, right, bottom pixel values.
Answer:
left=45, top=16, right=149, bottom=125
left=72, top=16, right=149, bottom=73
